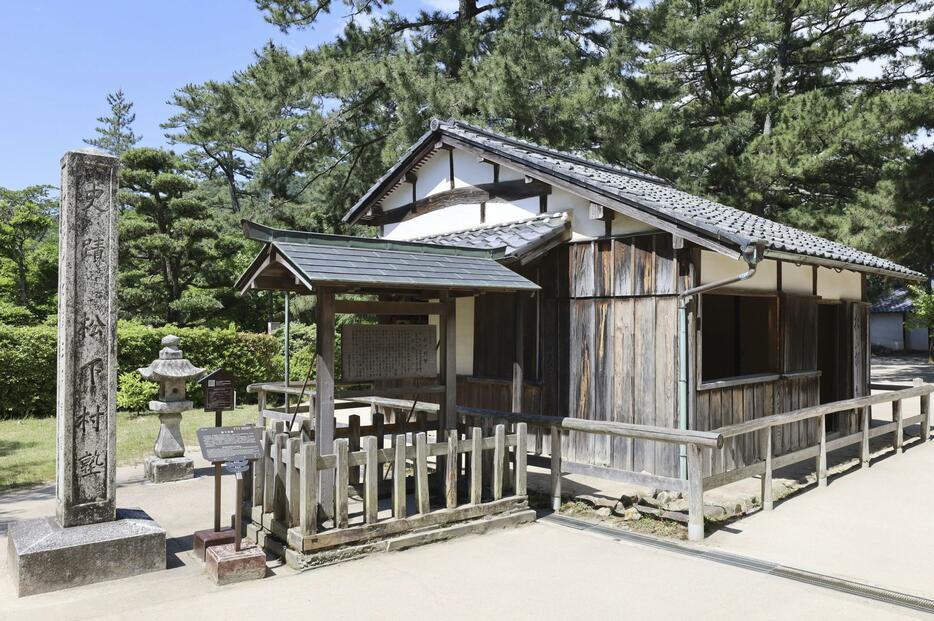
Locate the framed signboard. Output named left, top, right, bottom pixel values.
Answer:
left=200, top=368, right=237, bottom=412
left=341, top=324, right=437, bottom=382
left=196, top=426, right=263, bottom=463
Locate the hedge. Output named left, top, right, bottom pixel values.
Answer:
left=0, top=322, right=278, bottom=418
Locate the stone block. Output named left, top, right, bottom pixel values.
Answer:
left=144, top=455, right=194, bottom=483
left=7, top=508, right=165, bottom=597
left=205, top=543, right=267, bottom=586
left=192, top=528, right=236, bottom=561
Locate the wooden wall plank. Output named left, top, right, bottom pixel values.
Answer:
left=654, top=297, right=678, bottom=477
left=654, top=234, right=676, bottom=295
left=633, top=236, right=655, bottom=295
left=594, top=239, right=614, bottom=298
left=571, top=242, right=595, bottom=298
left=613, top=239, right=633, bottom=296
left=612, top=298, right=634, bottom=471
left=633, top=297, right=656, bottom=473
left=593, top=299, right=613, bottom=466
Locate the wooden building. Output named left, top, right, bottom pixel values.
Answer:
left=337, top=119, right=924, bottom=480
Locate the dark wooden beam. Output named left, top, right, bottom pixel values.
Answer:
left=361, top=179, right=552, bottom=225
left=334, top=300, right=445, bottom=316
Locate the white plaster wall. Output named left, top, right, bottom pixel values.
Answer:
left=452, top=150, right=490, bottom=187
left=611, top=213, right=657, bottom=236
left=381, top=146, right=658, bottom=243
left=907, top=326, right=929, bottom=352
left=386, top=204, right=483, bottom=240
left=817, top=267, right=862, bottom=301
left=870, top=313, right=904, bottom=350
left=700, top=252, right=777, bottom=291
left=781, top=262, right=813, bottom=295
left=428, top=297, right=475, bottom=375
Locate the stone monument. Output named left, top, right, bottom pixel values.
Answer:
left=140, top=335, right=204, bottom=482
left=6, top=149, right=166, bottom=597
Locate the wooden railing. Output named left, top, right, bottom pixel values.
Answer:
left=706, top=381, right=934, bottom=508
left=456, top=406, right=722, bottom=542
left=250, top=418, right=530, bottom=558
left=248, top=380, right=934, bottom=545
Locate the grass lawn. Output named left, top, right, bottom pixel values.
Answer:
left=0, top=405, right=258, bottom=493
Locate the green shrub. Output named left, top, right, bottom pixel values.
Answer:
left=0, top=322, right=278, bottom=418
left=116, top=372, right=158, bottom=415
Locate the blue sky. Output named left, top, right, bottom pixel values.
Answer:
left=0, top=0, right=439, bottom=189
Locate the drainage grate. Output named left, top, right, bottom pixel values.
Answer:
left=541, top=513, right=934, bottom=615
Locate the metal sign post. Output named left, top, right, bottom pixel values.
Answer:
left=224, top=460, right=250, bottom=551
left=196, top=425, right=262, bottom=545
left=199, top=369, right=238, bottom=533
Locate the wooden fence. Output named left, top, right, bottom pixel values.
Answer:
left=458, top=381, right=934, bottom=542
left=250, top=418, right=529, bottom=556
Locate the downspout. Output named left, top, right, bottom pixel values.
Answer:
left=677, top=241, right=766, bottom=478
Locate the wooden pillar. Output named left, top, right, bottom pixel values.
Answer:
left=512, top=294, right=524, bottom=414
left=440, top=293, right=457, bottom=430
left=315, top=288, right=336, bottom=516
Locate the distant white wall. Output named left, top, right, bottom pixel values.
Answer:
left=871, top=313, right=904, bottom=351
left=907, top=326, right=929, bottom=352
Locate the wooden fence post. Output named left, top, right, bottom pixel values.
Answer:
left=349, top=414, right=361, bottom=484
left=415, top=432, right=430, bottom=514
left=687, top=443, right=704, bottom=542
left=550, top=426, right=562, bottom=511
left=446, top=430, right=458, bottom=509
left=917, top=378, right=930, bottom=443
left=335, top=438, right=349, bottom=528
left=300, top=441, right=317, bottom=535
left=892, top=399, right=903, bottom=454
left=470, top=427, right=482, bottom=505
left=516, top=423, right=527, bottom=497
left=287, top=437, right=301, bottom=526
left=264, top=422, right=283, bottom=514
left=393, top=435, right=406, bottom=518
left=861, top=407, right=871, bottom=469
left=493, top=424, right=505, bottom=501
left=817, top=414, right=827, bottom=489
left=364, top=436, right=378, bottom=524
left=374, top=412, right=385, bottom=450
left=274, top=431, right=288, bottom=523
left=760, top=428, right=773, bottom=511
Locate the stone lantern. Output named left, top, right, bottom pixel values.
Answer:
left=139, top=335, right=205, bottom=483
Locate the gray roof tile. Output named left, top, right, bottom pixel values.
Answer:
left=409, top=211, right=570, bottom=258
left=346, top=120, right=921, bottom=279
left=871, top=288, right=914, bottom=313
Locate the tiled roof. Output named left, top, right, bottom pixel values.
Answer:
left=409, top=211, right=570, bottom=260
left=871, top=288, right=914, bottom=314
left=345, top=119, right=922, bottom=280
left=236, top=220, right=539, bottom=293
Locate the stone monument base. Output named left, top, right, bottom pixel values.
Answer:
left=192, top=527, right=236, bottom=561
left=7, top=508, right=166, bottom=597
left=144, top=455, right=194, bottom=483
left=205, top=543, right=267, bottom=585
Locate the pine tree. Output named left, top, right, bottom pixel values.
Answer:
left=84, top=90, right=141, bottom=157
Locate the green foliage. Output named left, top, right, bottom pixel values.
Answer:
left=84, top=90, right=141, bottom=157
left=115, top=372, right=158, bottom=415
left=0, top=324, right=58, bottom=418
left=0, top=323, right=279, bottom=418
left=908, top=285, right=934, bottom=329
left=118, top=148, right=229, bottom=325
left=0, top=185, right=57, bottom=320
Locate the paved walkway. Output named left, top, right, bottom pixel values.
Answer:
left=703, top=435, right=934, bottom=600
left=2, top=452, right=928, bottom=620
